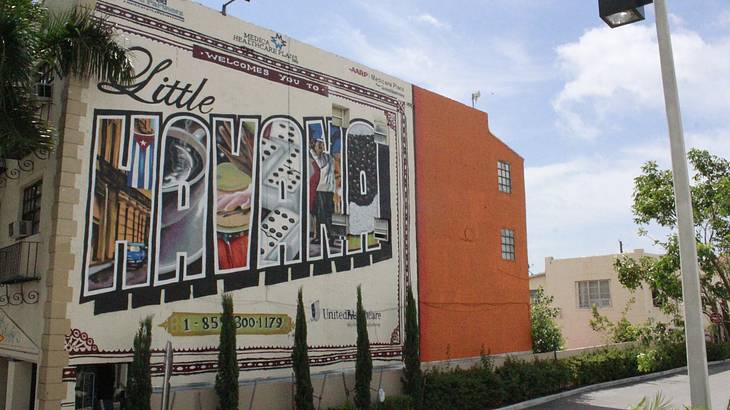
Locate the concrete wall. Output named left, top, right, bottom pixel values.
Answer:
left=413, top=86, right=531, bottom=361
left=529, top=251, right=667, bottom=349
left=151, top=365, right=403, bottom=410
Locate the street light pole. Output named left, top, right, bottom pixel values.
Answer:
left=598, top=0, right=711, bottom=407
left=653, top=0, right=711, bottom=408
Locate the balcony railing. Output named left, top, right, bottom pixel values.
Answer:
left=0, top=241, right=40, bottom=284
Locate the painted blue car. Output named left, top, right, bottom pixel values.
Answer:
left=126, top=243, right=147, bottom=269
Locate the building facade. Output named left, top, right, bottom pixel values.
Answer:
left=529, top=251, right=666, bottom=349
left=413, top=88, right=531, bottom=362
left=0, top=0, right=529, bottom=408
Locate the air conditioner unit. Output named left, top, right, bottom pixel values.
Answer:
left=9, top=220, right=32, bottom=240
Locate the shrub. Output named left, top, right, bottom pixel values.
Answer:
left=355, top=286, right=372, bottom=410
left=530, top=288, right=564, bottom=353
left=328, top=403, right=355, bottom=410
left=635, top=342, right=685, bottom=373
left=373, top=395, right=415, bottom=410
left=292, top=288, right=314, bottom=410
left=568, top=347, right=639, bottom=386
left=215, top=294, right=238, bottom=410
left=496, top=357, right=572, bottom=404
left=127, top=317, right=152, bottom=410
left=420, top=340, right=721, bottom=408
left=401, top=286, right=422, bottom=409
left=706, top=342, right=730, bottom=361
left=423, top=367, right=504, bottom=410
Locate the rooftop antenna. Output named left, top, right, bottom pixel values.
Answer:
left=222, top=0, right=249, bottom=16
left=471, top=90, right=480, bottom=108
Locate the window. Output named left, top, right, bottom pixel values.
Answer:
left=22, top=180, right=42, bottom=235
left=498, top=160, right=511, bottom=193
left=529, top=289, right=538, bottom=303
left=651, top=287, right=663, bottom=308
left=332, top=105, right=349, bottom=128
left=577, top=280, right=611, bottom=308
left=36, top=71, right=53, bottom=99
left=500, top=228, right=515, bottom=260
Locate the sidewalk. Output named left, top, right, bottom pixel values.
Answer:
left=530, top=362, right=730, bottom=409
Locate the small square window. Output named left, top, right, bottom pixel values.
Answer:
left=577, top=280, right=611, bottom=308
left=498, top=161, right=512, bottom=193
left=22, top=180, right=42, bottom=235
left=332, top=105, right=349, bottom=128
left=36, top=71, right=53, bottom=99
left=501, top=228, right=515, bottom=260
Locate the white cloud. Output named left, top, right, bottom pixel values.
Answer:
left=553, top=23, right=730, bottom=139
left=412, top=13, right=449, bottom=29
left=526, top=130, right=730, bottom=273
left=306, top=2, right=550, bottom=104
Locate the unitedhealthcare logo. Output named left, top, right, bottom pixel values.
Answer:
left=310, top=300, right=321, bottom=321
left=309, top=300, right=382, bottom=322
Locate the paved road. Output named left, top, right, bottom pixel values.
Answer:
left=531, top=362, right=730, bottom=409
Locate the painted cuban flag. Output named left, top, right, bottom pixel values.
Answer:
left=127, top=132, right=155, bottom=190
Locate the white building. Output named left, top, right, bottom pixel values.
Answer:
left=529, top=250, right=667, bottom=349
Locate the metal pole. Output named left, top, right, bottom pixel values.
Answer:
left=653, top=0, right=711, bottom=408
left=161, top=341, right=173, bottom=410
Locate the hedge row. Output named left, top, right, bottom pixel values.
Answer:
left=422, top=342, right=730, bottom=410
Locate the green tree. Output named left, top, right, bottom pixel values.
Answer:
left=615, top=149, right=730, bottom=336
left=0, top=0, right=133, bottom=158
left=215, top=294, right=239, bottom=410
left=292, top=288, right=314, bottom=410
left=589, top=297, right=650, bottom=344
left=355, top=285, right=372, bottom=410
left=127, top=316, right=152, bottom=410
left=530, top=287, right=564, bottom=353
left=402, top=285, right=422, bottom=409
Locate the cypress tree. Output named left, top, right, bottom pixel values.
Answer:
left=292, top=288, right=314, bottom=410
left=402, top=285, right=422, bottom=409
left=215, top=294, right=239, bottom=410
left=354, top=285, right=372, bottom=410
left=127, top=316, right=152, bottom=410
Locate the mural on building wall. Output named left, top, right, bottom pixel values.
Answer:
left=86, top=115, right=158, bottom=294
left=66, top=0, right=413, bottom=388
left=214, top=118, right=257, bottom=272
left=82, top=104, right=392, bottom=313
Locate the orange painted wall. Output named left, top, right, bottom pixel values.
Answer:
left=413, top=86, right=531, bottom=361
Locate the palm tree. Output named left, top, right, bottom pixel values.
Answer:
left=0, top=0, right=133, bottom=159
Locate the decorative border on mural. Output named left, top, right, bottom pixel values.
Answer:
left=65, top=328, right=100, bottom=354
left=96, top=1, right=400, bottom=106
left=62, top=347, right=402, bottom=381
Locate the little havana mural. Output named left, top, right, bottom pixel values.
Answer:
left=82, top=109, right=392, bottom=313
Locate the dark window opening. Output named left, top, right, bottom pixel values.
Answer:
left=21, top=180, right=42, bottom=235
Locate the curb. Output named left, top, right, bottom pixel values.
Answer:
left=496, top=358, right=730, bottom=410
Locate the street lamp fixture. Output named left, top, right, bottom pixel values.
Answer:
left=598, top=0, right=712, bottom=408
left=599, top=0, right=652, bottom=28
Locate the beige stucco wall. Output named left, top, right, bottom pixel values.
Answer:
left=529, top=251, right=667, bottom=349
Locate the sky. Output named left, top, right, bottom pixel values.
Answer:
left=199, top=0, right=730, bottom=273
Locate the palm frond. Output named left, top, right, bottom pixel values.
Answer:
left=0, top=93, right=53, bottom=159
left=0, top=0, right=44, bottom=110
left=630, top=393, right=675, bottom=410
left=39, top=7, right=134, bottom=84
